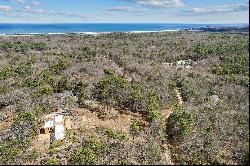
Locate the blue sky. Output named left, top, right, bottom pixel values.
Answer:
left=0, top=0, right=249, bottom=23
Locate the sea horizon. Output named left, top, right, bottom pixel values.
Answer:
left=0, top=23, right=248, bottom=35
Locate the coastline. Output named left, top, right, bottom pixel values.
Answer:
left=0, top=24, right=248, bottom=36
left=0, top=29, right=181, bottom=36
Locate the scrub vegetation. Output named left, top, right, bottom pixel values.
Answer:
left=0, top=31, right=249, bottom=165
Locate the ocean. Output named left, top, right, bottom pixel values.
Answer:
left=0, top=23, right=247, bottom=35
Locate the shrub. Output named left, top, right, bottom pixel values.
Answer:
left=130, top=122, right=141, bottom=135
left=0, top=143, right=20, bottom=164
left=25, top=78, right=43, bottom=88
left=0, top=41, right=47, bottom=52
left=147, top=95, right=160, bottom=122
left=15, top=112, right=36, bottom=124
left=0, top=86, right=7, bottom=94
left=33, top=104, right=45, bottom=118
left=119, top=160, right=129, bottom=165
left=38, top=86, right=53, bottom=95
left=0, top=66, right=13, bottom=80
left=80, top=46, right=97, bottom=62
left=29, top=42, right=47, bottom=51
left=71, top=147, right=98, bottom=165
left=212, top=55, right=249, bottom=76
left=66, top=129, right=78, bottom=143
left=28, top=149, right=39, bottom=161
left=72, top=81, right=88, bottom=96
left=9, top=107, right=37, bottom=146
left=50, top=58, right=68, bottom=74
left=14, top=61, right=33, bottom=77
left=94, top=70, right=164, bottom=121
left=129, top=84, right=146, bottom=112
left=105, top=128, right=128, bottom=141
left=212, top=55, right=249, bottom=87
left=94, top=69, right=130, bottom=108
left=49, top=141, right=63, bottom=154
left=72, top=81, right=90, bottom=107
left=42, top=70, right=55, bottom=85
left=45, top=158, right=60, bottom=165
left=239, top=76, right=249, bottom=87
left=31, top=86, right=53, bottom=98
left=54, top=76, right=70, bottom=93
left=191, top=42, right=246, bottom=60
left=0, top=140, right=20, bottom=165
left=167, top=105, right=193, bottom=142
left=70, top=137, right=106, bottom=165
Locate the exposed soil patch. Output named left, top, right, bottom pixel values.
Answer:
left=71, top=104, right=147, bottom=134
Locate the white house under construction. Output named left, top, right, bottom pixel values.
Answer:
left=40, top=112, right=71, bottom=143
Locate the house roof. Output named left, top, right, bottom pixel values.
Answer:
left=44, top=120, right=54, bottom=128
left=42, top=114, right=64, bottom=129
left=54, top=115, right=64, bottom=124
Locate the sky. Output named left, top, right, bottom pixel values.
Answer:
left=0, top=0, right=249, bottom=23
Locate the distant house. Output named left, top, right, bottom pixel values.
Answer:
left=176, top=59, right=196, bottom=69
left=162, top=59, right=197, bottom=70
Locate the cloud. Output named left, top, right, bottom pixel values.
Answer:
left=0, top=5, right=11, bottom=11
left=34, top=9, right=46, bottom=14
left=32, top=1, right=41, bottom=6
left=14, top=0, right=24, bottom=3
left=103, top=6, right=148, bottom=13
left=2, top=12, right=25, bottom=17
left=181, top=2, right=249, bottom=15
left=25, top=9, right=87, bottom=18
left=1, top=5, right=86, bottom=19
left=104, top=12, right=116, bottom=16
left=1, top=0, right=25, bottom=4
left=123, top=0, right=184, bottom=8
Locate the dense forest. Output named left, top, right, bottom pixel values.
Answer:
left=0, top=31, right=249, bottom=165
